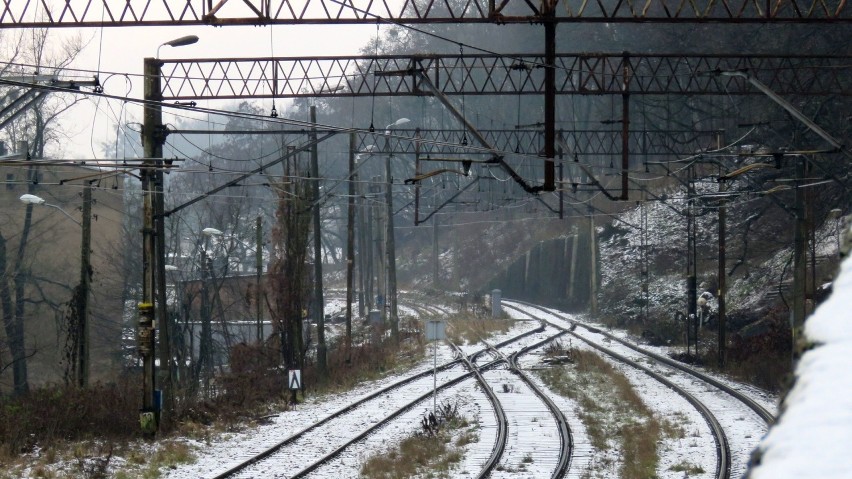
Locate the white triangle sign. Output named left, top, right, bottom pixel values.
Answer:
left=288, top=369, right=302, bottom=390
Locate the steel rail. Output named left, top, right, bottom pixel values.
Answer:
left=208, top=317, right=535, bottom=478
left=507, top=299, right=775, bottom=424
left=503, top=302, right=731, bottom=479
left=207, top=361, right=465, bottom=479
left=479, top=329, right=575, bottom=479
left=288, top=362, right=492, bottom=478
left=450, top=342, right=509, bottom=479
left=505, top=332, right=574, bottom=479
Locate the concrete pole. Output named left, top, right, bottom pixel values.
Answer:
left=792, top=157, right=808, bottom=359
left=346, top=133, right=356, bottom=360
left=432, top=216, right=439, bottom=288
left=589, top=212, right=599, bottom=315
left=139, top=57, right=161, bottom=433
left=310, top=106, right=326, bottom=374
left=255, top=216, right=263, bottom=343
left=385, top=153, right=399, bottom=341
left=154, top=167, right=171, bottom=426
left=372, top=177, right=386, bottom=322
left=717, top=131, right=727, bottom=368
left=78, top=184, right=91, bottom=387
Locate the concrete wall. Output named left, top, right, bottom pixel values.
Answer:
left=0, top=165, right=126, bottom=388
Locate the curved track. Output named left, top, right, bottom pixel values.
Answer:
left=508, top=299, right=774, bottom=424
left=450, top=342, right=509, bottom=478
left=209, top=321, right=542, bottom=478
left=503, top=302, right=733, bottom=479
left=482, top=333, right=574, bottom=478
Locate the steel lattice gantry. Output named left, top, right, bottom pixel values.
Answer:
left=351, top=128, right=719, bottom=159
left=156, top=51, right=851, bottom=197
left=158, top=53, right=852, bottom=100
left=0, top=0, right=850, bottom=26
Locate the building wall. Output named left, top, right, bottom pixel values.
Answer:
left=0, top=165, right=127, bottom=389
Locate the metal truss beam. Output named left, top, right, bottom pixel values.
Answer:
left=351, top=128, right=718, bottom=159
left=0, top=0, right=849, bottom=27
left=158, top=53, right=852, bottom=100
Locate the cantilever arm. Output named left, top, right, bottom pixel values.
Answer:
left=43, top=203, right=82, bottom=226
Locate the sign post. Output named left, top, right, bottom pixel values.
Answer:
left=426, top=320, right=446, bottom=414
left=288, top=369, right=302, bottom=390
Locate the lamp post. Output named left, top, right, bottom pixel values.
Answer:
left=141, top=34, right=199, bottom=434
left=157, top=35, right=199, bottom=59
left=383, top=118, right=409, bottom=342
left=20, top=194, right=81, bottom=226
left=20, top=192, right=91, bottom=387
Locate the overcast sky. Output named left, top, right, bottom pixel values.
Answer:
left=45, top=24, right=377, bottom=159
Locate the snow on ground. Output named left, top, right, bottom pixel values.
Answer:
left=483, top=367, right=561, bottom=478
left=160, top=313, right=551, bottom=478
left=515, top=350, right=594, bottom=479
left=162, top=344, right=459, bottom=478
left=307, top=380, right=489, bottom=479
left=506, top=307, right=717, bottom=478
left=560, top=317, right=768, bottom=477
left=748, top=247, right=852, bottom=479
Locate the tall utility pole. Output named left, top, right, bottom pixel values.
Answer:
left=154, top=165, right=171, bottom=426
left=716, top=131, right=727, bottom=368
left=77, top=183, right=92, bottom=387
left=355, top=155, right=367, bottom=317
left=371, top=176, right=385, bottom=320
left=385, top=154, right=399, bottom=341
left=588, top=208, right=598, bottom=315
left=345, top=132, right=356, bottom=361
left=139, top=56, right=162, bottom=433
left=792, top=157, right=808, bottom=358
left=432, top=216, right=439, bottom=288
left=310, top=106, right=326, bottom=373
left=255, top=216, right=263, bottom=343
left=198, top=250, right=212, bottom=396
left=360, top=176, right=374, bottom=314
left=686, top=168, right=698, bottom=356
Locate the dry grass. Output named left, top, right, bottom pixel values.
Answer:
left=670, top=460, right=705, bottom=475
left=0, top=438, right=194, bottom=479
left=537, top=348, right=663, bottom=479
left=360, top=404, right=473, bottom=479
left=446, top=311, right=513, bottom=345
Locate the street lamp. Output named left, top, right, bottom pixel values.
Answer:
left=384, top=118, right=410, bottom=136
left=141, top=33, right=200, bottom=434
left=20, top=192, right=91, bottom=387
left=202, top=227, right=224, bottom=237
left=156, top=35, right=199, bottom=58
left=20, top=194, right=81, bottom=226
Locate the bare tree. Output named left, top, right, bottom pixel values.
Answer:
left=0, top=28, right=86, bottom=394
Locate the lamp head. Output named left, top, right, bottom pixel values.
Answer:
left=163, top=35, right=199, bottom=48
left=202, top=227, right=224, bottom=236
left=20, top=194, right=45, bottom=205
left=385, top=118, right=411, bottom=131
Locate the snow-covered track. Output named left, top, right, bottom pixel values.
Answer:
left=508, top=299, right=775, bottom=425
left=504, top=302, right=732, bottom=479
left=451, top=343, right=509, bottom=479
left=478, top=331, right=574, bottom=478
left=207, top=325, right=540, bottom=478
left=207, top=363, right=469, bottom=478
left=505, top=332, right=574, bottom=478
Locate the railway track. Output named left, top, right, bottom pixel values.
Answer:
left=506, top=300, right=775, bottom=424
left=205, top=320, right=542, bottom=479
left=478, top=332, right=574, bottom=478
left=503, top=302, right=733, bottom=479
